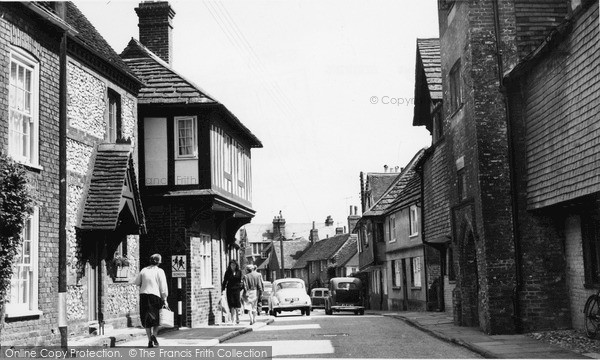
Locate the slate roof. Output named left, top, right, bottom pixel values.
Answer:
left=80, top=144, right=145, bottom=231
left=293, top=234, right=351, bottom=269
left=416, top=38, right=442, bottom=100
left=64, top=2, right=140, bottom=83
left=363, top=149, right=426, bottom=217
left=120, top=38, right=262, bottom=147
left=333, top=235, right=358, bottom=267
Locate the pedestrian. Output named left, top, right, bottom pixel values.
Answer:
left=134, top=253, right=168, bottom=348
left=242, top=264, right=263, bottom=325
left=221, top=259, right=243, bottom=325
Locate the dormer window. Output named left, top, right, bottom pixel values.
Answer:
left=175, top=116, right=197, bottom=158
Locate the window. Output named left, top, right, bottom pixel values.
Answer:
left=106, top=90, right=121, bottom=142
left=457, top=169, right=467, bottom=201
left=261, top=251, right=268, bottom=259
left=320, top=260, right=326, bottom=271
left=449, top=60, right=462, bottom=113
left=392, top=260, right=401, bottom=287
left=9, top=47, right=39, bottom=166
left=7, top=207, right=39, bottom=316
left=376, top=222, right=384, bottom=243
left=175, top=116, right=197, bottom=159
left=197, top=235, right=212, bottom=287
left=409, top=205, right=419, bottom=236
left=411, top=257, right=422, bottom=288
left=389, top=215, right=396, bottom=243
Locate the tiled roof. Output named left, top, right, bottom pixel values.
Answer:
left=293, top=234, right=351, bottom=269
left=80, top=144, right=145, bottom=231
left=367, top=173, right=399, bottom=204
left=65, top=2, right=139, bottom=83
left=416, top=38, right=441, bottom=100
left=387, top=171, right=421, bottom=214
left=269, top=238, right=310, bottom=269
left=333, top=234, right=358, bottom=266
left=120, top=38, right=262, bottom=147
left=363, top=149, right=426, bottom=217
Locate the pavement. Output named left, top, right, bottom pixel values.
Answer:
left=376, top=310, right=599, bottom=359
left=68, top=315, right=274, bottom=348
left=68, top=310, right=600, bottom=358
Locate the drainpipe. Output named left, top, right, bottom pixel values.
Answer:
left=58, top=30, right=68, bottom=349
left=492, top=0, right=523, bottom=333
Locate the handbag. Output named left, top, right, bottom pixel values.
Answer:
left=159, top=305, right=174, bottom=328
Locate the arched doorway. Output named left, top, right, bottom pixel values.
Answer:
left=459, top=221, right=479, bottom=327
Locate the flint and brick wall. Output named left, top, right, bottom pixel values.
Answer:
left=0, top=4, right=61, bottom=346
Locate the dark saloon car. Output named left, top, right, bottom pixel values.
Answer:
left=324, top=277, right=364, bottom=315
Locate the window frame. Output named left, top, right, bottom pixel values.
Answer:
left=409, top=205, right=419, bottom=237
left=197, top=235, right=213, bottom=288
left=392, top=259, right=401, bottom=288
left=8, top=47, right=40, bottom=167
left=411, top=257, right=422, bottom=288
left=449, top=59, right=462, bottom=114
left=106, top=89, right=121, bottom=143
left=174, top=116, right=198, bottom=159
left=6, top=207, right=41, bottom=318
left=389, top=215, right=397, bottom=243
left=224, top=134, right=232, bottom=178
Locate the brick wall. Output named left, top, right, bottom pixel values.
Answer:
left=0, top=4, right=61, bottom=346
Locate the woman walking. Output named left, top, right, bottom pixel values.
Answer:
left=134, top=254, right=168, bottom=348
left=221, top=259, right=243, bottom=324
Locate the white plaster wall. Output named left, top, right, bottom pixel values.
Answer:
left=67, top=62, right=106, bottom=138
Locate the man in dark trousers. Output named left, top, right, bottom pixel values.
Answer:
left=242, top=264, right=263, bottom=325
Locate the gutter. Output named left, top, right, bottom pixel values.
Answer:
left=491, top=0, right=523, bottom=334
left=58, top=30, right=68, bottom=348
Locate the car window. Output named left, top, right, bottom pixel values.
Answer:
left=324, top=290, right=329, bottom=296
left=277, top=282, right=303, bottom=290
left=337, top=282, right=358, bottom=290
left=314, top=290, right=322, bottom=297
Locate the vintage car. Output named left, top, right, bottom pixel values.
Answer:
left=310, top=287, right=329, bottom=309
left=269, top=278, right=312, bottom=316
left=324, top=277, right=364, bottom=315
left=259, top=281, right=273, bottom=314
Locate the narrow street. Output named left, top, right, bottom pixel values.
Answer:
left=221, top=310, right=481, bottom=358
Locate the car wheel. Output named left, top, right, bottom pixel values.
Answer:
left=325, top=308, right=332, bottom=315
left=305, top=307, right=311, bottom=316
left=300, top=309, right=305, bottom=315
left=273, top=309, right=278, bottom=317
left=359, top=309, right=365, bottom=315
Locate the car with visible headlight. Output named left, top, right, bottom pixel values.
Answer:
left=269, top=278, right=311, bottom=316
left=259, top=281, right=272, bottom=314
left=325, top=277, right=364, bottom=315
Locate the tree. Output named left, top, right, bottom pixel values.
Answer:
left=0, top=152, right=33, bottom=342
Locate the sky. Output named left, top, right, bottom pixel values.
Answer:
left=76, top=0, right=440, bottom=227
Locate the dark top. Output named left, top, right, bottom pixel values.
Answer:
left=222, top=268, right=243, bottom=291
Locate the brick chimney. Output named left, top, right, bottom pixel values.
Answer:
left=309, top=221, right=319, bottom=245
left=135, top=1, right=176, bottom=65
left=272, top=211, right=286, bottom=240
left=348, top=205, right=360, bottom=234
left=335, top=227, right=344, bottom=235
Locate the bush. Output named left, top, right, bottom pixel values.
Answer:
left=0, top=152, right=33, bottom=326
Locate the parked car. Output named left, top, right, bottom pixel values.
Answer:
left=325, top=277, right=364, bottom=315
left=260, top=281, right=272, bottom=314
left=269, top=278, right=312, bottom=316
left=310, top=288, right=329, bottom=309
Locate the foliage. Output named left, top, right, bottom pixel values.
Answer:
left=112, top=255, right=130, bottom=267
left=0, top=152, right=33, bottom=329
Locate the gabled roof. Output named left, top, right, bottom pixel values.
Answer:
left=332, top=234, right=358, bottom=266
left=258, top=238, right=310, bottom=270
left=416, top=38, right=441, bottom=100
left=293, top=234, right=351, bottom=269
left=121, top=38, right=262, bottom=147
left=413, top=38, right=441, bottom=128
left=79, top=144, right=145, bottom=232
left=362, top=149, right=426, bottom=217
left=64, top=2, right=140, bottom=84
left=366, top=173, right=398, bottom=204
